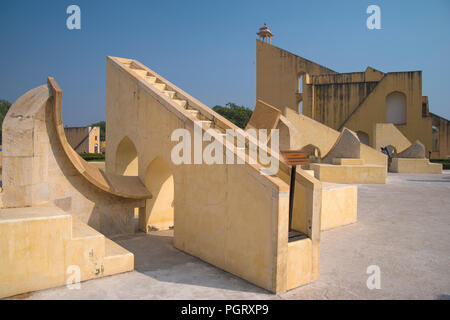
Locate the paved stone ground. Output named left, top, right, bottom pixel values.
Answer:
left=10, top=172, right=450, bottom=300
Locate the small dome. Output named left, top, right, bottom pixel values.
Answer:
left=256, top=23, right=273, bottom=37
left=259, top=23, right=271, bottom=33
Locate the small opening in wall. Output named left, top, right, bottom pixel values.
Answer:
left=298, top=75, right=303, bottom=94
left=432, top=126, right=439, bottom=152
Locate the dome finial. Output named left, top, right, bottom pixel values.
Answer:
left=257, top=23, right=273, bottom=44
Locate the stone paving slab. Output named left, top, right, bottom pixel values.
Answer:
left=9, top=172, right=450, bottom=300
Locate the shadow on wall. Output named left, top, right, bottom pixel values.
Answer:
left=115, top=136, right=138, bottom=176
left=113, top=231, right=269, bottom=294
left=114, top=136, right=140, bottom=230
left=113, top=138, right=175, bottom=233
left=356, top=131, right=370, bottom=146
left=140, top=157, right=174, bottom=232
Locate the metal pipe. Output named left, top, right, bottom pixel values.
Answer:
left=288, top=165, right=296, bottom=232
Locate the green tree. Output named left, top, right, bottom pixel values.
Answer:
left=90, top=121, right=106, bottom=141
left=0, top=99, right=12, bottom=145
left=212, top=102, right=253, bottom=129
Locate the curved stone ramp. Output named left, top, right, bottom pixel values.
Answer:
left=0, top=79, right=152, bottom=298
left=321, top=128, right=361, bottom=163
left=2, top=79, right=151, bottom=236
left=47, top=77, right=151, bottom=199
left=397, top=140, right=426, bottom=159
left=244, top=100, right=359, bottom=228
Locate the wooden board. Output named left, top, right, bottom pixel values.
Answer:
left=280, top=150, right=310, bottom=166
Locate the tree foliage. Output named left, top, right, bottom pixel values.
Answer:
left=212, top=102, right=252, bottom=129
left=0, top=99, right=12, bottom=145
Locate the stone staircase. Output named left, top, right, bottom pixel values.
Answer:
left=124, top=59, right=290, bottom=177
left=106, top=56, right=325, bottom=292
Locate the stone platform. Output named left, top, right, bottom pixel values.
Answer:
left=390, top=158, right=442, bottom=174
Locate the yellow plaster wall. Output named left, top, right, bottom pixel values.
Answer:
left=374, top=123, right=412, bottom=153
left=321, top=184, right=357, bottom=230
left=65, top=127, right=90, bottom=153
left=308, top=78, right=378, bottom=128
left=310, top=164, right=387, bottom=184
left=341, top=72, right=433, bottom=155
left=88, top=126, right=100, bottom=153
left=245, top=99, right=281, bottom=131
left=286, top=238, right=312, bottom=290
left=141, top=156, right=174, bottom=231
left=285, top=109, right=387, bottom=167
left=0, top=206, right=71, bottom=298
left=256, top=41, right=434, bottom=156
left=0, top=205, right=134, bottom=298
left=431, top=113, right=450, bottom=158
left=114, top=136, right=139, bottom=175
left=390, top=158, right=442, bottom=173
left=256, top=40, right=336, bottom=116
left=285, top=109, right=339, bottom=156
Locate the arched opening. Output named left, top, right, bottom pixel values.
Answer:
left=301, top=144, right=322, bottom=163
left=298, top=101, right=303, bottom=114
left=356, top=131, right=370, bottom=146
left=115, top=136, right=138, bottom=175
left=115, top=136, right=139, bottom=229
left=386, top=92, right=406, bottom=125
left=140, top=156, right=174, bottom=232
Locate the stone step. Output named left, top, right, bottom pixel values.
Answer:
left=332, top=158, right=365, bottom=165
left=145, top=76, right=157, bottom=83
left=71, top=216, right=104, bottom=240
left=67, top=218, right=106, bottom=281
left=187, top=109, right=199, bottom=116
left=132, top=69, right=148, bottom=77
left=153, top=83, right=166, bottom=91
left=103, top=238, right=134, bottom=277
left=198, top=120, right=212, bottom=128
left=162, top=90, right=176, bottom=98
left=172, top=99, right=187, bottom=107
left=309, top=163, right=386, bottom=184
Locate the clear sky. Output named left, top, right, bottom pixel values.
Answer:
left=1, top=0, right=449, bottom=126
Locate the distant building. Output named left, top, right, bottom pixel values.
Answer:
left=256, top=33, right=450, bottom=158
left=64, top=126, right=101, bottom=153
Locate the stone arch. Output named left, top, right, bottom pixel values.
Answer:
left=356, top=131, right=370, bottom=146
left=386, top=91, right=406, bottom=125
left=301, top=144, right=322, bottom=163
left=140, top=156, right=174, bottom=232
left=115, top=136, right=138, bottom=176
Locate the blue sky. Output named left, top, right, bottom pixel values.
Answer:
left=1, top=0, right=449, bottom=126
